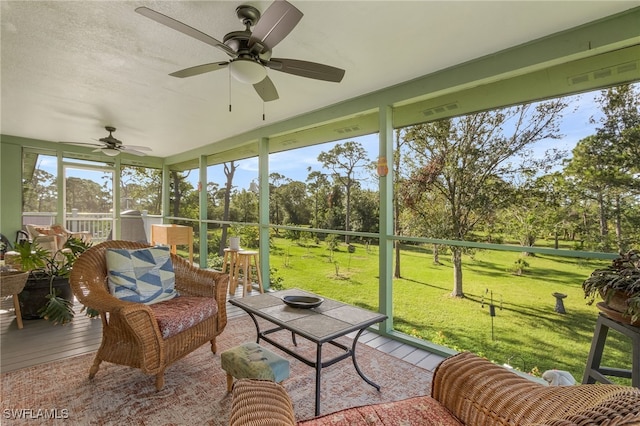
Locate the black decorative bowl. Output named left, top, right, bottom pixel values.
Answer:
left=282, top=295, right=324, bottom=309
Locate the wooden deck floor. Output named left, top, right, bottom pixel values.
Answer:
left=1, top=285, right=445, bottom=374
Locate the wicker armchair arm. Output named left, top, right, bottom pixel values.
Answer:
left=172, top=255, right=227, bottom=297
left=230, top=379, right=296, bottom=426
left=76, top=285, right=163, bottom=344
left=83, top=286, right=132, bottom=313
left=70, top=267, right=132, bottom=313
left=33, top=234, right=58, bottom=243
left=117, top=303, right=164, bottom=371
left=432, top=352, right=640, bottom=426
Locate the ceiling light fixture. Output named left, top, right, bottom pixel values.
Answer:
left=229, top=58, right=267, bottom=84
left=102, top=148, right=120, bottom=157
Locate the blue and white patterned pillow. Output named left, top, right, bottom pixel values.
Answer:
left=106, top=246, right=177, bottom=304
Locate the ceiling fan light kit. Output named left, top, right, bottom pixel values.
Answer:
left=229, top=58, right=267, bottom=84
left=101, top=148, right=121, bottom=157
left=135, top=1, right=345, bottom=103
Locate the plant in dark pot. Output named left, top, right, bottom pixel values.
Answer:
left=15, top=237, right=91, bottom=325
left=582, top=249, right=640, bottom=326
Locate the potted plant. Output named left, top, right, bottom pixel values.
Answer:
left=582, top=249, right=640, bottom=326
left=228, top=224, right=243, bottom=250
left=14, top=237, right=91, bottom=325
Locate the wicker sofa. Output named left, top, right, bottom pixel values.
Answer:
left=230, top=352, right=640, bottom=426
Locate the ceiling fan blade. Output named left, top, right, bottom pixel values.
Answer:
left=267, top=58, right=345, bottom=82
left=253, top=76, right=279, bottom=102
left=249, top=0, right=303, bottom=52
left=170, top=62, right=229, bottom=78
left=135, top=7, right=237, bottom=58
left=100, top=137, right=122, bottom=145
left=61, top=142, right=103, bottom=148
left=121, top=145, right=152, bottom=151
left=120, top=148, right=148, bottom=157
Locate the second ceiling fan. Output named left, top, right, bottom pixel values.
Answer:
left=135, top=0, right=345, bottom=102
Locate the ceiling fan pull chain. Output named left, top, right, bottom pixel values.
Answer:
left=229, top=69, right=232, bottom=112
left=263, top=102, right=266, bottom=121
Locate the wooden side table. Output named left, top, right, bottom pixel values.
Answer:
left=223, top=248, right=240, bottom=295
left=582, top=313, right=639, bottom=387
left=151, top=224, right=193, bottom=264
left=233, top=250, right=263, bottom=297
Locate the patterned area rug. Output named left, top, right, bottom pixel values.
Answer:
left=1, top=316, right=433, bottom=425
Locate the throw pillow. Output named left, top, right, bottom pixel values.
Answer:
left=106, top=246, right=177, bottom=304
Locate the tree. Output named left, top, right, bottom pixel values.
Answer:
left=306, top=169, right=330, bottom=229
left=317, top=141, right=370, bottom=243
left=564, top=85, right=640, bottom=251
left=350, top=187, right=379, bottom=234
left=530, top=172, right=579, bottom=249
left=23, top=167, right=57, bottom=212
left=169, top=170, right=197, bottom=218
left=394, top=129, right=404, bottom=277
left=564, top=136, right=619, bottom=250
left=401, top=100, right=567, bottom=297
left=279, top=180, right=311, bottom=225
left=398, top=187, right=451, bottom=264
left=65, top=177, right=111, bottom=212
left=269, top=173, right=291, bottom=233
left=120, top=166, right=162, bottom=214
left=501, top=180, right=547, bottom=252
left=219, top=161, right=237, bottom=255
left=206, top=181, right=220, bottom=219
left=233, top=189, right=258, bottom=223
left=592, top=84, right=640, bottom=251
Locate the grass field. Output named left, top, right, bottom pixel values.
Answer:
left=260, top=235, right=633, bottom=384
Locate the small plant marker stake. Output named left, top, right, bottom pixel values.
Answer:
left=482, top=289, right=502, bottom=341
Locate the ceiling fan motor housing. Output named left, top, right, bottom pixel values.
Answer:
left=100, top=126, right=122, bottom=146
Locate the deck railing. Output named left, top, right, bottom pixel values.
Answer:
left=22, top=211, right=162, bottom=243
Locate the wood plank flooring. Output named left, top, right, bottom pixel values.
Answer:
left=1, top=285, right=445, bottom=374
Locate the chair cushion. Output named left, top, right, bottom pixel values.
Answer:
left=49, top=224, right=70, bottom=247
left=106, top=246, right=177, bottom=304
left=149, top=296, right=218, bottom=339
left=301, top=395, right=463, bottom=426
left=34, top=226, right=52, bottom=235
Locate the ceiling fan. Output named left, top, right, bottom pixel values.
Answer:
left=135, top=0, right=345, bottom=102
left=64, top=126, right=152, bottom=157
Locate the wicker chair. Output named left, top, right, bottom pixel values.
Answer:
left=50, top=224, right=92, bottom=244
left=69, top=240, right=229, bottom=390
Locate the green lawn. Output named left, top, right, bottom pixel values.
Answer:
left=265, top=236, right=632, bottom=384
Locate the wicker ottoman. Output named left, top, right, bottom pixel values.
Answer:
left=221, top=342, right=290, bottom=392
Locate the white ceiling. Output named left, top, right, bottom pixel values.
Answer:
left=1, top=1, right=638, bottom=158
